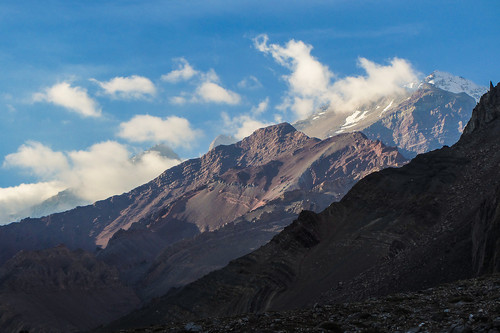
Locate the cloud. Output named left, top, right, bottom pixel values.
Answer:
left=161, top=58, right=199, bottom=82
left=170, top=96, right=187, bottom=104
left=3, top=141, right=69, bottom=179
left=118, top=115, right=201, bottom=147
left=0, top=182, right=66, bottom=223
left=195, top=81, right=241, bottom=105
left=0, top=141, right=182, bottom=223
left=64, top=141, right=180, bottom=201
left=93, top=75, right=156, bottom=99
left=164, top=59, right=241, bottom=105
left=33, top=82, right=101, bottom=117
left=237, top=76, right=262, bottom=90
left=250, top=97, right=269, bottom=115
left=254, top=34, right=419, bottom=119
left=221, top=98, right=272, bottom=140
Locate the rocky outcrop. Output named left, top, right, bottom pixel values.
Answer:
left=109, top=83, right=500, bottom=330
left=463, top=82, right=500, bottom=135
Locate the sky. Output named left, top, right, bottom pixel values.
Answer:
left=0, top=0, right=499, bottom=222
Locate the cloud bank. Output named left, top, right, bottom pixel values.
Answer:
left=34, top=82, right=101, bottom=117
left=118, top=115, right=201, bottom=147
left=1, top=141, right=182, bottom=223
left=254, top=34, right=419, bottom=119
left=93, top=75, right=156, bottom=99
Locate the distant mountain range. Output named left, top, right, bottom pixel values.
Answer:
left=109, top=83, right=500, bottom=331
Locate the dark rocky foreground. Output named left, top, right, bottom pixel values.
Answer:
left=114, top=274, right=500, bottom=333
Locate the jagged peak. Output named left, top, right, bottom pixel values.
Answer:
left=239, top=122, right=303, bottom=146
left=462, top=82, right=500, bottom=136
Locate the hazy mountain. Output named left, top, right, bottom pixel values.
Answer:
left=8, top=144, right=182, bottom=224
left=110, top=83, right=500, bottom=329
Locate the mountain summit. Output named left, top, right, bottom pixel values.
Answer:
left=424, top=70, right=488, bottom=102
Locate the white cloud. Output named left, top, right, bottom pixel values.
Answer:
left=33, top=82, right=101, bottom=117
left=3, top=141, right=69, bottom=179
left=221, top=98, right=272, bottom=140
left=170, top=96, right=187, bottom=104
left=164, top=59, right=241, bottom=105
left=237, top=76, right=262, bottom=90
left=251, top=97, right=269, bottom=115
left=0, top=182, right=66, bottom=223
left=64, top=141, right=180, bottom=201
left=118, top=115, right=201, bottom=147
left=161, top=58, right=199, bottom=82
left=93, top=75, right=156, bottom=99
left=195, top=81, right=241, bottom=105
left=0, top=141, right=182, bottom=223
left=254, top=34, right=420, bottom=119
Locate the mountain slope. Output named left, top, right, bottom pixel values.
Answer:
left=110, top=83, right=500, bottom=329
left=0, top=245, right=140, bottom=333
left=99, top=129, right=406, bottom=297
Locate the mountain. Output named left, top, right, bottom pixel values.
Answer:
left=0, top=245, right=140, bottom=333
left=425, top=70, right=488, bottom=102
left=295, top=72, right=485, bottom=157
left=97, top=128, right=406, bottom=299
left=0, top=123, right=406, bottom=332
left=110, top=83, right=500, bottom=329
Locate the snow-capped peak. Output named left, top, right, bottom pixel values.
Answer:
left=424, top=70, right=487, bottom=102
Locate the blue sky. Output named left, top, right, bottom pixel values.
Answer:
left=0, top=0, right=499, bottom=221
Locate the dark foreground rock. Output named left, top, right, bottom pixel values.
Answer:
left=113, top=274, right=500, bottom=333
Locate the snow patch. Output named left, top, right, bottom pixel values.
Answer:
left=340, top=110, right=369, bottom=130
left=379, top=100, right=394, bottom=117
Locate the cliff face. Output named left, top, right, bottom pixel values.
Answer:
left=110, top=83, right=500, bottom=329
